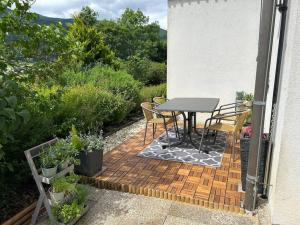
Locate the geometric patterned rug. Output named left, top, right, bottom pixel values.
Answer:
left=137, top=128, right=227, bottom=167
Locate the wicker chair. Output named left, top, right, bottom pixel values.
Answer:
left=210, top=101, right=251, bottom=122
left=199, top=110, right=250, bottom=160
left=141, top=102, right=173, bottom=147
left=153, top=97, right=181, bottom=139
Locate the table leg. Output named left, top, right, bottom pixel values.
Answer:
left=193, top=112, right=201, bottom=136
left=187, top=112, right=198, bottom=148
left=162, top=111, right=186, bottom=149
left=162, top=112, right=198, bottom=149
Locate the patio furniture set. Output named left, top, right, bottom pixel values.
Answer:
left=141, top=97, right=251, bottom=159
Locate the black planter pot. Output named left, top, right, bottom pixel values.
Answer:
left=240, top=136, right=268, bottom=194
left=75, top=150, right=103, bottom=177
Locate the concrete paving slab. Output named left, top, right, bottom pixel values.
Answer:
left=77, top=188, right=171, bottom=225
left=168, top=201, right=257, bottom=225
left=163, top=215, right=206, bottom=225
left=38, top=186, right=261, bottom=225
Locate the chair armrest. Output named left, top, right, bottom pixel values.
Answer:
left=141, top=104, right=165, bottom=118
left=211, top=111, right=243, bottom=120
left=219, top=102, right=239, bottom=109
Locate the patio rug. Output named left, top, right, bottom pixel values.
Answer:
left=137, top=128, right=227, bottom=167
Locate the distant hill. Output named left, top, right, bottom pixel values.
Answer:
left=2, top=10, right=167, bottom=40
left=36, top=13, right=167, bottom=40
left=36, top=14, right=73, bottom=27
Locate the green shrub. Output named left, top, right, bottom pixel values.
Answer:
left=59, top=66, right=142, bottom=113
left=146, top=61, right=167, bottom=85
left=57, top=84, right=127, bottom=134
left=2, top=85, right=62, bottom=173
left=125, top=56, right=166, bottom=85
left=0, top=85, right=63, bottom=215
left=88, top=66, right=142, bottom=110
left=15, top=85, right=63, bottom=147
left=140, top=83, right=167, bottom=102
left=58, top=70, right=87, bottom=87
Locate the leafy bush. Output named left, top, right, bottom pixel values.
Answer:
left=1, top=85, right=62, bottom=195
left=88, top=66, right=142, bottom=109
left=57, top=84, right=127, bottom=134
left=125, top=55, right=166, bottom=85
left=59, top=66, right=142, bottom=113
left=17, top=86, right=63, bottom=146
left=140, top=83, right=167, bottom=102
left=146, top=61, right=167, bottom=85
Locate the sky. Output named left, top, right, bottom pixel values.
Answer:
left=31, top=0, right=168, bottom=29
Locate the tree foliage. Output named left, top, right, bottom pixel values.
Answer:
left=97, top=8, right=166, bottom=62
left=0, top=0, right=71, bottom=174
left=77, top=6, right=98, bottom=27
left=68, top=16, right=119, bottom=69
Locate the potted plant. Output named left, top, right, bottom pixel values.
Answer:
left=40, top=148, right=58, bottom=178
left=65, top=172, right=80, bottom=184
left=240, top=125, right=268, bottom=193
left=52, top=185, right=88, bottom=224
left=52, top=201, right=84, bottom=224
left=50, top=176, right=76, bottom=204
left=54, top=139, right=79, bottom=171
left=70, top=126, right=105, bottom=177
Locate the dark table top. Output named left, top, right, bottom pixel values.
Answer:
left=156, top=98, right=220, bottom=113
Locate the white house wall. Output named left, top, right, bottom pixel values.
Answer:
left=167, top=0, right=260, bottom=120
left=269, top=0, right=300, bottom=224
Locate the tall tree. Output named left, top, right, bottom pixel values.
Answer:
left=96, top=8, right=166, bottom=62
left=68, top=16, right=118, bottom=68
left=118, top=8, right=148, bottom=27
left=77, top=6, right=98, bottom=27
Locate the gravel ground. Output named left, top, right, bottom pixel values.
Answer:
left=103, top=119, right=145, bottom=154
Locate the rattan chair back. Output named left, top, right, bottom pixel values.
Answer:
left=153, top=96, right=166, bottom=105
left=141, top=102, right=154, bottom=122
left=234, top=110, right=250, bottom=132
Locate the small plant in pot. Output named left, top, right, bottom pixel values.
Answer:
left=52, top=201, right=84, bottom=224
left=54, top=139, right=80, bottom=171
left=40, top=148, right=58, bottom=178
left=50, top=176, right=76, bottom=204
left=70, top=126, right=105, bottom=177
left=52, top=185, right=88, bottom=224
